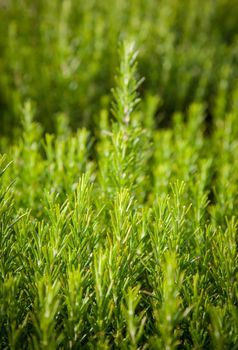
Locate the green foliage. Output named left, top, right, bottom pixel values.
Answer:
left=1, top=0, right=238, bottom=137
left=0, top=40, right=238, bottom=349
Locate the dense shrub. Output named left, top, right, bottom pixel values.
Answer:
left=0, top=42, right=237, bottom=349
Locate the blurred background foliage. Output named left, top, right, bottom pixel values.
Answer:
left=0, top=0, right=238, bottom=139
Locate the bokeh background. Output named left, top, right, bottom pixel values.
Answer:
left=0, top=0, right=238, bottom=138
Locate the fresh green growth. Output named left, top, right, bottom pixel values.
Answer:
left=0, top=42, right=238, bottom=349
